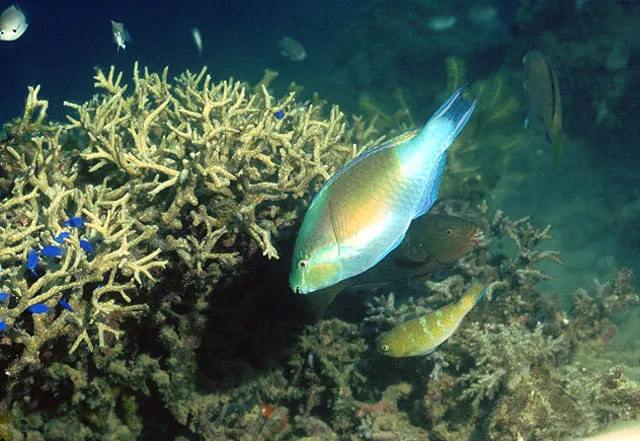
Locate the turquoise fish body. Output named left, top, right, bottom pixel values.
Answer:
left=290, top=88, right=476, bottom=294
left=377, top=281, right=487, bottom=358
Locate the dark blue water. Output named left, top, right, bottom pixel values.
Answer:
left=0, top=0, right=369, bottom=123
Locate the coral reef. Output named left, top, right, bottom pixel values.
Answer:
left=64, top=63, right=355, bottom=265
left=1, top=55, right=639, bottom=441
left=0, top=64, right=364, bottom=439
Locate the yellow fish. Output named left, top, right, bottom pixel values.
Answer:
left=523, top=50, right=564, bottom=168
left=377, top=281, right=486, bottom=357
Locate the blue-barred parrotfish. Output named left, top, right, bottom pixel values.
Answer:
left=79, top=240, right=94, bottom=254
left=64, top=217, right=84, bottom=228
left=41, top=245, right=63, bottom=258
left=522, top=50, right=564, bottom=168
left=0, top=292, right=9, bottom=302
left=290, top=88, right=476, bottom=294
left=54, top=232, right=71, bottom=243
left=377, top=281, right=487, bottom=357
left=26, top=249, right=39, bottom=276
left=307, top=214, right=483, bottom=318
left=28, top=304, right=49, bottom=314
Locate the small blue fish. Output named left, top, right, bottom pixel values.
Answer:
left=26, top=249, right=39, bottom=276
left=41, top=245, right=63, bottom=258
left=274, top=110, right=284, bottom=120
left=79, top=240, right=94, bottom=254
left=0, top=292, right=9, bottom=301
left=58, top=299, right=73, bottom=311
left=0, top=321, right=6, bottom=332
left=28, top=304, right=49, bottom=314
left=54, top=232, right=71, bottom=243
left=64, top=217, right=84, bottom=228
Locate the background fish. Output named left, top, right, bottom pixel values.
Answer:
left=377, top=281, right=487, bottom=358
left=290, top=89, right=476, bottom=294
left=395, top=213, right=482, bottom=264
left=192, top=27, right=202, bottom=56
left=0, top=4, right=28, bottom=41
left=279, top=36, right=306, bottom=61
left=522, top=50, right=564, bottom=167
left=111, top=20, right=131, bottom=51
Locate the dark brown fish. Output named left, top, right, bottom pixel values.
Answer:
left=522, top=50, right=563, bottom=168
left=395, top=213, right=482, bottom=264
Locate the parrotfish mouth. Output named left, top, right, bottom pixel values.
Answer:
left=470, top=228, right=484, bottom=245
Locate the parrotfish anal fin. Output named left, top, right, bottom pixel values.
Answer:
left=413, top=152, right=447, bottom=219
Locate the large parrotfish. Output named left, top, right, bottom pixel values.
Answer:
left=377, top=281, right=487, bottom=358
left=290, top=89, right=476, bottom=294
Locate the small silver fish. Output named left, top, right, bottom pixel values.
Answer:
left=0, top=4, right=28, bottom=41
left=111, top=20, right=131, bottom=52
left=191, top=27, right=202, bottom=56
left=427, top=15, right=458, bottom=32
left=279, top=36, right=306, bottom=61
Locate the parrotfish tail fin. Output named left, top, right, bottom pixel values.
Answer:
left=418, top=87, right=477, bottom=148
left=552, top=131, right=564, bottom=169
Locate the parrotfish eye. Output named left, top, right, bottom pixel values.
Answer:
left=380, top=344, right=390, bottom=352
left=297, top=259, right=308, bottom=270
left=445, top=228, right=454, bottom=236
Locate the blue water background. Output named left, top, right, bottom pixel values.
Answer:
left=2, top=0, right=640, bottom=306
left=0, top=0, right=368, bottom=123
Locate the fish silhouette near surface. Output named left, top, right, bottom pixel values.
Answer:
left=192, top=27, right=202, bottom=56
left=522, top=50, right=564, bottom=168
left=290, top=88, right=476, bottom=295
left=377, top=281, right=487, bottom=358
left=111, top=20, right=131, bottom=52
left=0, top=4, right=28, bottom=41
left=279, top=36, right=306, bottom=61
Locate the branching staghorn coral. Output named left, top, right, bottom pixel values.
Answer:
left=64, top=63, right=357, bottom=269
left=0, top=88, right=167, bottom=376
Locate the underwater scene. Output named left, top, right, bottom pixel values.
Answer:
left=1, top=0, right=640, bottom=440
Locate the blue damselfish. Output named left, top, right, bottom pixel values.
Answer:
left=290, top=88, right=476, bottom=294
